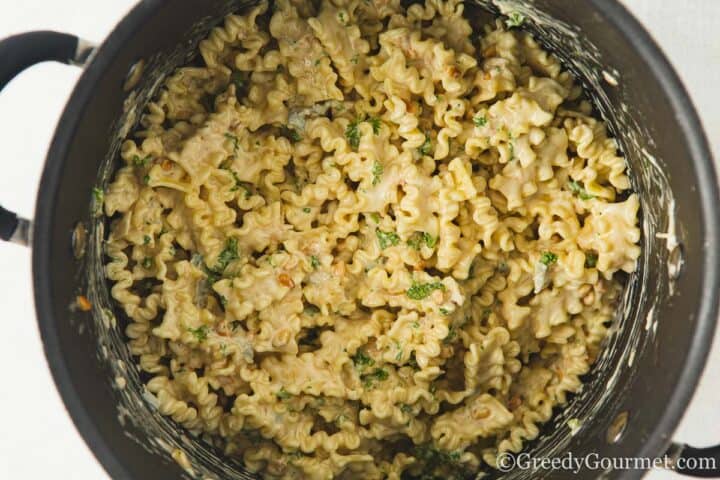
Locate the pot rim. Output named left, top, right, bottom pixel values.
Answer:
left=30, top=0, right=720, bottom=479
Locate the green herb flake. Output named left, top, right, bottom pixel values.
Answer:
left=400, top=404, right=413, bottom=414
left=443, top=326, right=457, bottom=344
left=303, top=207, right=311, bottom=213
left=350, top=54, right=359, bottom=65
left=276, top=387, right=291, bottom=400
left=368, top=117, right=381, bottom=135
left=132, top=154, right=152, bottom=167
left=418, top=133, right=432, bottom=156
left=406, top=281, right=446, bottom=300
left=361, top=368, right=389, bottom=388
left=568, top=180, right=594, bottom=200
left=371, top=161, right=383, bottom=186
left=219, top=295, right=228, bottom=306
left=473, top=115, right=488, bottom=127
left=411, top=321, right=420, bottom=329
left=407, top=232, right=436, bottom=251
left=310, top=255, right=320, bottom=269
left=370, top=212, right=380, bottom=224
left=540, top=251, right=558, bottom=266
left=224, top=132, right=240, bottom=153
left=188, top=325, right=210, bottom=342
left=229, top=70, right=245, bottom=97
left=585, top=252, right=598, bottom=268
left=143, top=235, right=151, bottom=245
left=214, top=237, right=239, bottom=273
left=439, top=307, right=450, bottom=315
left=92, top=187, right=104, bottom=215
left=352, top=350, right=375, bottom=369
left=284, top=127, right=302, bottom=143
left=141, top=257, right=153, bottom=269
left=345, top=119, right=361, bottom=149
left=506, top=11, right=526, bottom=28
left=408, top=352, right=420, bottom=370
left=376, top=229, right=400, bottom=249
left=143, top=174, right=151, bottom=185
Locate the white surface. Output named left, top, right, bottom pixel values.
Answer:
left=0, top=1, right=718, bottom=479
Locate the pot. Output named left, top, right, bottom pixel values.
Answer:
left=1, top=0, right=718, bottom=478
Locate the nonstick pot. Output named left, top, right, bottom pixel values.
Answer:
left=1, top=0, right=719, bottom=478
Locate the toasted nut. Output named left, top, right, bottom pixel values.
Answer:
left=508, top=395, right=522, bottom=411
left=278, top=273, right=295, bottom=288
left=76, top=295, right=92, bottom=312
left=474, top=407, right=491, bottom=419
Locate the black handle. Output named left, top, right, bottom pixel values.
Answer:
left=0, top=31, right=89, bottom=90
left=0, top=31, right=94, bottom=245
left=671, top=443, right=720, bottom=477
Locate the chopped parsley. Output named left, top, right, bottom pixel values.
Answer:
left=361, top=368, right=389, bottom=388
left=407, top=281, right=445, bottom=300
left=303, top=207, right=311, bottom=213
left=370, top=212, right=380, bottom=224
left=143, top=174, right=151, bottom=185
left=345, top=117, right=381, bottom=150
left=376, top=229, right=400, bottom=249
left=92, top=187, right=104, bottom=216
left=371, top=161, right=383, bottom=185
left=310, top=255, right=320, bottom=269
left=407, top=232, right=437, bottom=250
left=418, top=133, right=432, bottom=156
left=568, top=180, right=594, bottom=200
left=352, top=350, right=375, bottom=369
left=439, top=307, right=450, bottom=315
left=540, top=251, right=558, bottom=266
left=368, top=117, right=381, bottom=135
left=132, top=153, right=152, bottom=167
left=141, top=257, right=153, bottom=269
left=222, top=166, right=245, bottom=194
left=443, top=326, right=457, bottom=344
left=143, top=235, right=151, bottom=245
left=224, top=132, right=239, bottom=153
left=508, top=139, right=515, bottom=160
left=229, top=70, right=246, bottom=100
left=276, top=387, right=292, bottom=400
left=585, top=252, right=598, bottom=268
left=214, top=237, right=239, bottom=273
left=188, top=325, right=209, bottom=342
left=350, top=54, right=359, bottom=64
left=282, top=127, right=302, bottom=143
left=400, top=404, right=413, bottom=414
left=408, top=352, right=420, bottom=370
left=506, top=12, right=526, bottom=28
left=412, top=445, right=467, bottom=477
left=345, top=119, right=361, bottom=149
left=473, top=115, right=488, bottom=127
left=411, top=321, right=420, bottom=329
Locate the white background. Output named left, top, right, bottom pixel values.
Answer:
left=1, top=1, right=718, bottom=479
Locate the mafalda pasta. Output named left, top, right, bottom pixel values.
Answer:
left=103, top=0, right=641, bottom=478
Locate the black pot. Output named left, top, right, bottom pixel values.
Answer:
left=1, top=0, right=719, bottom=478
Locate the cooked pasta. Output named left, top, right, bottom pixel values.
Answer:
left=102, top=1, right=641, bottom=478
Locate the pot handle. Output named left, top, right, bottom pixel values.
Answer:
left=0, top=31, right=95, bottom=246
left=668, top=442, right=720, bottom=477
